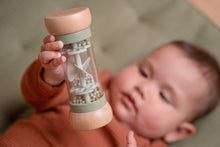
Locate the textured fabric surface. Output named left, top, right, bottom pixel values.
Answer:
left=0, top=0, right=220, bottom=146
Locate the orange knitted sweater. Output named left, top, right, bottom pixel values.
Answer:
left=0, top=60, right=167, bottom=147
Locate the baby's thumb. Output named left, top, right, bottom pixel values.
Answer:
left=126, top=131, right=137, bottom=147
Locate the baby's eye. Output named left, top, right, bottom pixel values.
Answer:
left=139, top=67, right=148, bottom=78
left=159, top=92, right=170, bottom=104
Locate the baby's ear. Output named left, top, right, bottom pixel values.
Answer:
left=163, top=122, right=196, bottom=143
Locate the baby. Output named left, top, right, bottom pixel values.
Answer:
left=39, top=35, right=220, bottom=144
left=0, top=35, right=219, bottom=147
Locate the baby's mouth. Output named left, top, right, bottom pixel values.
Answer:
left=122, top=92, right=138, bottom=113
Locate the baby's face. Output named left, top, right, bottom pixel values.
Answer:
left=109, top=44, right=209, bottom=139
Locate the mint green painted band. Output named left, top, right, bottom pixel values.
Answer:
left=55, top=28, right=91, bottom=44
left=69, top=93, right=107, bottom=113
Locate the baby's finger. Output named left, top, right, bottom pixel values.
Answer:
left=41, top=41, right=63, bottom=52
left=38, top=51, right=61, bottom=64
left=50, top=56, right=66, bottom=67
left=43, top=35, right=55, bottom=44
left=42, top=56, right=66, bottom=70
left=126, top=131, right=137, bottom=147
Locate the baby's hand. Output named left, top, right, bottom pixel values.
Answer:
left=126, top=131, right=137, bottom=147
left=38, top=35, right=66, bottom=86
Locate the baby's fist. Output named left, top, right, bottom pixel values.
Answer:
left=38, top=35, right=66, bottom=86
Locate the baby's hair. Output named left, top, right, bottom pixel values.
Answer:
left=171, top=40, right=220, bottom=121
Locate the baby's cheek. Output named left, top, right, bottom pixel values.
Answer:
left=137, top=110, right=172, bottom=138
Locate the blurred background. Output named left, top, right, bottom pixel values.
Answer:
left=0, top=0, right=220, bottom=146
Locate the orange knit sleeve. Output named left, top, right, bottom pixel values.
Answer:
left=21, top=60, right=69, bottom=112
left=150, top=139, right=167, bottom=147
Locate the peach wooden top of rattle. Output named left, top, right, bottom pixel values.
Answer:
left=45, top=7, right=91, bottom=36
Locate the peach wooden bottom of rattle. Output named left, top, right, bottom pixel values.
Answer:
left=69, top=102, right=113, bottom=130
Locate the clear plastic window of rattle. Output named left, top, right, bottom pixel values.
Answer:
left=61, top=39, right=103, bottom=105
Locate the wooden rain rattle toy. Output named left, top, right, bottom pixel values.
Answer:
left=44, top=7, right=113, bottom=130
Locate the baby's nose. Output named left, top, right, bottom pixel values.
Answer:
left=135, top=81, right=158, bottom=100
left=134, top=85, right=145, bottom=100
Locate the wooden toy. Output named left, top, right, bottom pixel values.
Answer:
left=45, top=7, right=113, bottom=130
